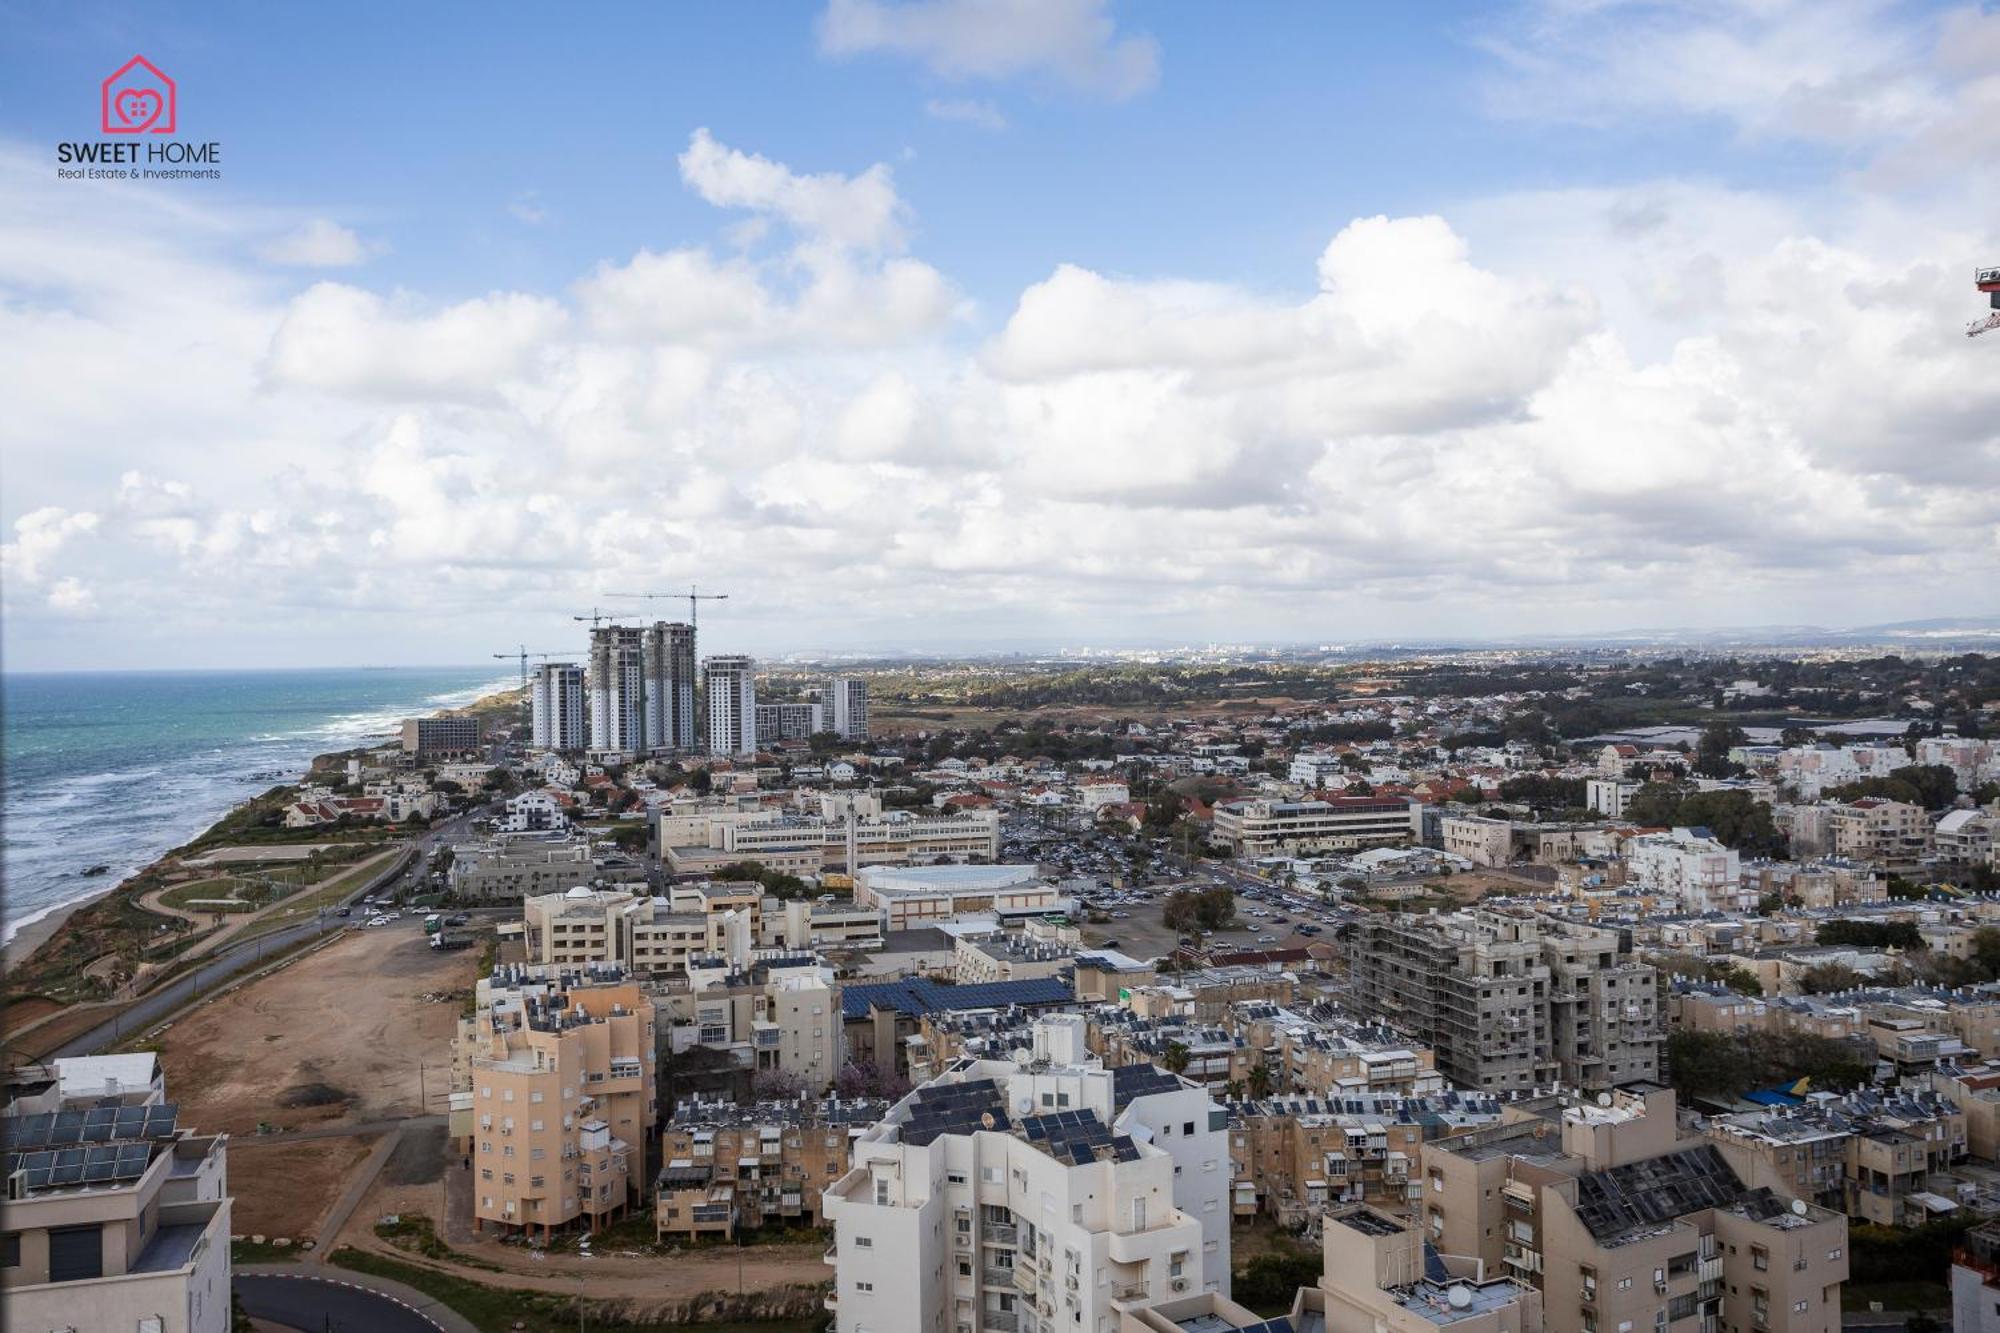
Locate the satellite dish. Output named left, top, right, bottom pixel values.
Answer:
left=1013, top=1048, right=1033, bottom=1067
left=1791, top=1199, right=1808, bottom=1216
left=1448, top=1286, right=1474, bottom=1310
left=1017, top=1097, right=1035, bottom=1115
left=1597, top=1092, right=1613, bottom=1107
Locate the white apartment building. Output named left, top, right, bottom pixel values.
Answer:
left=1075, top=782, right=1130, bottom=811
left=497, top=790, right=571, bottom=834
left=825, top=1016, right=1231, bottom=1333
left=531, top=661, right=587, bottom=752
left=0, top=1057, right=232, bottom=1333
left=1585, top=776, right=1640, bottom=818
left=706, top=655, right=758, bottom=757
left=829, top=677, right=871, bottom=741
left=1626, top=828, right=1747, bottom=912
left=1288, top=753, right=1344, bottom=786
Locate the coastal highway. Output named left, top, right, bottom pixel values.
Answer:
left=54, top=807, right=486, bottom=1058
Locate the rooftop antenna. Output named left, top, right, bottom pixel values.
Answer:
left=604, top=585, right=730, bottom=632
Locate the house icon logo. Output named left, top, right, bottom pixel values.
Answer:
left=102, top=55, right=176, bottom=135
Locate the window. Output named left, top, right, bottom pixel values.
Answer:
left=0, top=1233, right=17, bottom=1267
left=857, top=1281, right=875, bottom=1292
left=857, top=1237, right=874, bottom=1249
left=1751, top=1247, right=1768, bottom=1272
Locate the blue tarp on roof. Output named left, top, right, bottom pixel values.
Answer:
left=1743, top=1088, right=1805, bottom=1107
left=841, top=976, right=1074, bottom=1021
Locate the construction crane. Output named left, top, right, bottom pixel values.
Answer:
left=605, top=585, right=730, bottom=631
left=491, top=646, right=572, bottom=690
left=1971, top=265, right=2000, bottom=339
left=571, top=607, right=627, bottom=629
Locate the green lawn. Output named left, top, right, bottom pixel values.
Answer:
left=159, top=879, right=260, bottom=912
left=231, top=850, right=409, bottom=944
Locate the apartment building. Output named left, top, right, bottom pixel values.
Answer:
left=401, top=714, right=482, bottom=758
left=0, top=1057, right=232, bottom=1333
left=660, top=955, right=846, bottom=1091
left=829, top=677, right=871, bottom=741
left=530, top=661, right=587, bottom=752
left=644, top=621, right=699, bottom=752
left=1211, top=796, right=1421, bottom=857
left=757, top=700, right=825, bottom=745
left=1227, top=1091, right=1504, bottom=1225
left=1587, top=778, right=1641, bottom=819
left=1627, top=830, right=1748, bottom=913
left=705, top=654, right=758, bottom=757
left=1318, top=1207, right=1543, bottom=1333
left=824, top=1015, right=1232, bottom=1333
left=1956, top=1221, right=2000, bottom=1333
left=1935, top=810, right=1997, bottom=871
left=1348, top=912, right=1660, bottom=1093
left=1705, top=1089, right=1966, bottom=1224
left=655, top=1095, right=888, bottom=1239
left=1420, top=1088, right=1848, bottom=1333
left=458, top=965, right=658, bottom=1238
left=521, top=886, right=713, bottom=973
left=448, top=835, right=596, bottom=901
left=1826, top=799, right=1932, bottom=870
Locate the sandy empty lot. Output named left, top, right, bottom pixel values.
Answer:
left=228, top=1134, right=379, bottom=1238
left=155, top=922, right=475, bottom=1135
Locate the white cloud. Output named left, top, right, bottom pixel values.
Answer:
left=263, top=283, right=567, bottom=401
left=258, top=218, right=372, bottom=267
left=819, top=0, right=1159, bottom=100
left=925, top=98, right=1008, bottom=130
left=1, top=506, right=99, bottom=584
left=678, top=128, right=907, bottom=251
left=2, top=110, right=1997, bottom=667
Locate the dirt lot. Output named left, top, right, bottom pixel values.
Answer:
left=228, top=1134, right=379, bottom=1239
left=154, top=921, right=474, bottom=1135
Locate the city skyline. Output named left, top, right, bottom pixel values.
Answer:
left=3, top=1, right=1998, bottom=672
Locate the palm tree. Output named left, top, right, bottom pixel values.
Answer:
left=1246, top=1064, right=1274, bottom=1099
left=1161, top=1042, right=1191, bottom=1075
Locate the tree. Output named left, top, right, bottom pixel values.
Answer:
left=835, top=1060, right=911, bottom=1101
left=751, top=1067, right=814, bottom=1099
left=1815, top=920, right=1922, bottom=950
left=1694, top=721, right=1749, bottom=779
left=1246, top=1063, right=1274, bottom=1099
left=1161, top=1042, right=1191, bottom=1075
left=688, top=766, right=713, bottom=794
left=1796, top=962, right=1863, bottom=994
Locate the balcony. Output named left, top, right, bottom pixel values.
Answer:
left=984, top=1223, right=1019, bottom=1246
left=824, top=1246, right=838, bottom=1268
left=1113, top=1282, right=1148, bottom=1301
left=985, top=1311, right=1019, bottom=1333
left=984, top=1267, right=1016, bottom=1289
left=1014, top=1266, right=1038, bottom=1295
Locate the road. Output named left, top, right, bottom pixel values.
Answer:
left=51, top=844, right=433, bottom=1059
left=235, top=1268, right=469, bottom=1333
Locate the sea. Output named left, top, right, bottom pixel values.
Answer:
left=0, top=666, right=516, bottom=945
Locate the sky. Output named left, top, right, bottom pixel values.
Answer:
left=2, top=0, right=1997, bottom=670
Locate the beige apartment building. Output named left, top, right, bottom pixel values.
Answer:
left=655, top=1095, right=887, bottom=1239
left=1827, top=799, right=1932, bottom=870
left=459, top=964, right=658, bottom=1238
left=1420, top=1087, right=1848, bottom=1333
left=1111, top=1203, right=1541, bottom=1333
left=1227, top=1091, right=1505, bottom=1225
left=659, top=956, right=845, bottom=1091
left=0, top=1056, right=232, bottom=1333
left=1348, top=912, right=1660, bottom=1093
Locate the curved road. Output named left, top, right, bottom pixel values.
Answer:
left=236, top=1270, right=456, bottom=1333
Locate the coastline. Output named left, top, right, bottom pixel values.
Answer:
left=0, top=886, right=117, bottom=976
left=2, top=678, right=520, bottom=990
